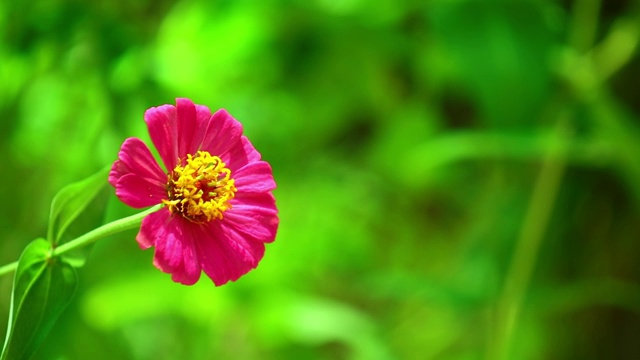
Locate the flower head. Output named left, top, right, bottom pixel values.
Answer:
left=109, top=98, right=278, bottom=285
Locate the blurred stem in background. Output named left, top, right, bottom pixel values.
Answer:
left=491, top=117, right=571, bottom=360
left=569, top=0, right=602, bottom=54
left=491, top=0, right=601, bottom=358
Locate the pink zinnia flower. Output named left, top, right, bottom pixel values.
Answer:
left=108, top=98, right=278, bottom=285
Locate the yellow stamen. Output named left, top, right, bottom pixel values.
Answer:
left=162, top=151, right=237, bottom=223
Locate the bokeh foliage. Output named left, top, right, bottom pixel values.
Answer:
left=1, top=0, right=640, bottom=359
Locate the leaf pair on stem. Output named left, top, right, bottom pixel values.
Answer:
left=1, top=167, right=144, bottom=360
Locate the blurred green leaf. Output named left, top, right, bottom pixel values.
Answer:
left=47, top=166, right=110, bottom=247
left=1, top=238, right=77, bottom=360
left=253, top=292, right=393, bottom=360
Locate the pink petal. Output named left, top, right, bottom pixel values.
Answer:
left=191, top=104, right=214, bottom=153
left=221, top=136, right=262, bottom=173
left=109, top=137, right=167, bottom=209
left=115, top=174, right=167, bottom=208
left=108, top=160, right=128, bottom=188
left=176, top=100, right=222, bottom=156
left=145, top=104, right=179, bottom=171
left=196, top=221, right=266, bottom=286
left=233, top=161, right=276, bottom=194
left=225, top=192, right=279, bottom=243
left=138, top=210, right=202, bottom=285
left=200, top=109, right=244, bottom=158
left=172, top=99, right=197, bottom=157
left=231, top=191, right=278, bottom=214
left=109, top=137, right=166, bottom=188
left=115, top=137, right=167, bottom=184
left=137, top=208, right=172, bottom=249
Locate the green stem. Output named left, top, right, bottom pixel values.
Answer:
left=488, top=0, right=602, bottom=357
left=51, top=205, right=161, bottom=257
left=490, top=119, right=570, bottom=360
left=0, top=205, right=162, bottom=278
left=0, top=262, right=16, bottom=279
left=568, top=0, right=601, bottom=53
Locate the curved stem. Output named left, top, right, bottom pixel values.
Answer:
left=0, top=205, right=162, bottom=278
left=0, top=262, right=16, bottom=278
left=50, top=205, right=161, bottom=257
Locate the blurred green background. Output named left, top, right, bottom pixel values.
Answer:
left=1, top=0, right=640, bottom=359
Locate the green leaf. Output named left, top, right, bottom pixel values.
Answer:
left=47, top=165, right=110, bottom=246
left=1, top=239, right=78, bottom=360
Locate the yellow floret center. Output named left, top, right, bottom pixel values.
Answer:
left=163, top=151, right=237, bottom=223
